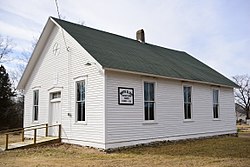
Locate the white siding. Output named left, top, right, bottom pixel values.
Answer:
left=23, top=25, right=105, bottom=148
left=23, top=21, right=236, bottom=150
left=105, top=71, right=236, bottom=149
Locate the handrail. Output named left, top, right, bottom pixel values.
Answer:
left=3, top=123, right=61, bottom=150
left=27, top=124, right=60, bottom=131
left=0, top=123, right=48, bottom=134
left=0, top=128, right=23, bottom=134
left=23, top=123, right=48, bottom=130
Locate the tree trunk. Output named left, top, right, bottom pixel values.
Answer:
left=247, top=110, right=250, bottom=120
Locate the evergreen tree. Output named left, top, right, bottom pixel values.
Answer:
left=0, top=65, right=15, bottom=130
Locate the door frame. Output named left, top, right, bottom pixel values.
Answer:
left=49, top=91, right=62, bottom=123
left=48, top=91, right=62, bottom=137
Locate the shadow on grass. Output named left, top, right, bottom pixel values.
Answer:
left=117, top=137, right=250, bottom=159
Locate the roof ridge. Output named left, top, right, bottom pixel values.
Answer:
left=51, top=16, right=185, bottom=54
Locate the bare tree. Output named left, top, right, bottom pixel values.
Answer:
left=11, top=37, right=37, bottom=84
left=0, top=34, right=14, bottom=63
left=233, top=75, right=250, bottom=119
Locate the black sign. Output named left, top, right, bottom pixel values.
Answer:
left=118, top=87, right=134, bottom=105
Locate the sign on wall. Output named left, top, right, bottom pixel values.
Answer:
left=118, top=87, right=134, bottom=105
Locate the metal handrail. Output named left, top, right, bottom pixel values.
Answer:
left=3, top=123, right=61, bottom=150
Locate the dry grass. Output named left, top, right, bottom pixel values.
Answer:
left=237, top=124, right=250, bottom=131
left=0, top=135, right=250, bottom=167
left=237, top=124, right=250, bottom=138
left=0, top=133, right=22, bottom=146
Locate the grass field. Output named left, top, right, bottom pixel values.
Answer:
left=0, top=133, right=23, bottom=147
left=1, top=133, right=250, bottom=167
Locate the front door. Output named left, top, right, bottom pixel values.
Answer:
left=49, top=92, right=61, bottom=136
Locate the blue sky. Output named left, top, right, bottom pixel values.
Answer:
left=0, top=0, right=249, bottom=80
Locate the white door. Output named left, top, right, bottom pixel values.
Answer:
left=49, top=98, right=61, bottom=136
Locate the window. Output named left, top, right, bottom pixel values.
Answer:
left=144, top=82, right=155, bottom=120
left=76, top=80, right=85, bottom=121
left=183, top=86, right=192, bottom=119
left=51, top=91, right=61, bottom=100
left=213, top=89, right=219, bottom=119
left=33, top=90, right=39, bottom=121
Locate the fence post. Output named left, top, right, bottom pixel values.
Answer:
left=21, top=129, right=25, bottom=142
left=5, top=134, right=9, bottom=150
left=45, top=124, right=48, bottom=137
left=58, top=124, right=61, bottom=139
left=34, top=129, right=37, bottom=144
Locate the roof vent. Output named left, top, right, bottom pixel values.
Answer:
left=136, top=29, right=145, bottom=43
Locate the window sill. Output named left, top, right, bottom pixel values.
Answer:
left=74, top=121, right=87, bottom=125
left=142, top=120, right=158, bottom=125
left=213, top=118, right=221, bottom=121
left=183, top=119, right=194, bottom=123
left=51, top=98, right=61, bottom=102
left=32, top=121, right=39, bottom=124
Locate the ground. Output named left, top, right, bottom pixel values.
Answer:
left=0, top=125, right=250, bottom=167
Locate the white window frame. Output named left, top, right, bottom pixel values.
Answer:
left=183, top=85, right=193, bottom=121
left=50, top=91, right=62, bottom=103
left=33, top=89, right=39, bottom=122
left=74, top=76, right=87, bottom=124
left=143, top=79, right=157, bottom=123
left=212, top=88, right=220, bottom=120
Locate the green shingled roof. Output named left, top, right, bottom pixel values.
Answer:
left=52, top=17, right=238, bottom=88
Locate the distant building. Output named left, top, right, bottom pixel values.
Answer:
left=236, top=103, right=246, bottom=123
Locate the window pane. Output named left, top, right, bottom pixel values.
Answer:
left=34, top=106, right=38, bottom=121
left=149, top=102, right=154, bottom=120
left=77, top=102, right=85, bottom=121
left=184, top=86, right=191, bottom=103
left=33, top=90, right=39, bottom=121
left=184, top=103, right=191, bottom=119
left=213, top=89, right=219, bottom=118
left=184, top=87, right=186, bottom=102
left=144, top=83, right=149, bottom=101
left=52, top=92, right=61, bottom=99
left=187, top=104, right=191, bottom=119
left=77, top=81, right=85, bottom=101
left=184, top=104, right=187, bottom=119
left=144, top=102, right=149, bottom=120
left=77, top=102, right=82, bottom=121
left=213, top=104, right=219, bottom=118
left=144, top=82, right=154, bottom=101
left=36, top=91, right=39, bottom=105
left=77, top=82, right=80, bottom=101
left=76, top=80, right=85, bottom=121
left=149, top=83, right=154, bottom=101
left=213, top=90, right=218, bottom=103
left=144, top=82, right=155, bottom=121
left=34, top=90, right=39, bottom=105
left=33, top=91, right=36, bottom=105
left=144, top=102, right=155, bottom=120
left=184, top=86, right=192, bottom=119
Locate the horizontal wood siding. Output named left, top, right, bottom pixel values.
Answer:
left=24, top=25, right=104, bottom=148
left=105, top=71, right=236, bottom=148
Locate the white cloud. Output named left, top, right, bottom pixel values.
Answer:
left=0, top=21, right=39, bottom=41
left=0, top=0, right=249, bottom=80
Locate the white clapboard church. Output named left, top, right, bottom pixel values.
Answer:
left=17, top=17, right=238, bottom=149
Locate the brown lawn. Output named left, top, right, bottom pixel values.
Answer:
left=0, top=134, right=250, bottom=167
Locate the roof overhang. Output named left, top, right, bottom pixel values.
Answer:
left=104, top=67, right=239, bottom=89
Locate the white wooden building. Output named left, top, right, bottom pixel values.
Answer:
left=17, top=17, right=238, bottom=149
